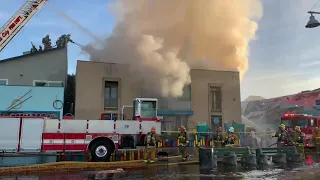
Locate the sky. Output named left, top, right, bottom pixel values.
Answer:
left=1, top=0, right=320, bottom=100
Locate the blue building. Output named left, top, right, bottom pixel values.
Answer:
left=0, top=86, right=64, bottom=119
left=0, top=48, right=68, bottom=119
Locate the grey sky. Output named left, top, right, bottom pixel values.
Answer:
left=241, top=0, right=320, bottom=100
left=0, top=0, right=319, bottom=101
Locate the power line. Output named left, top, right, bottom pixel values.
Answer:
left=310, top=0, right=320, bottom=11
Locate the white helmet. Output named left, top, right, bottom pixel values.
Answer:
left=229, top=127, right=235, bottom=133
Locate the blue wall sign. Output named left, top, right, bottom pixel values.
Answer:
left=213, top=117, right=220, bottom=124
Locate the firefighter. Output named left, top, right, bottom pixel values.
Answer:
left=274, top=124, right=289, bottom=147
left=293, top=126, right=305, bottom=154
left=312, top=127, right=320, bottom=154
left=177, top=126, right=189, bottom=161
left=293, top=126, right=304, bottom=144
left=213, top=127, right=224, bottom=148
left=143, top=126, right=161, bottom=163
left=224, top=127, right=239, bottom=146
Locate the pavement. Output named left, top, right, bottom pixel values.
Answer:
left=281, top=168, right=320, bottom=180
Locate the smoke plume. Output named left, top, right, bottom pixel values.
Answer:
left=83, top=0, right=263, bottom=97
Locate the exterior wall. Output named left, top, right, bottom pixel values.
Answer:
left=190, top=69, right=241, bottom=130
left=75, top=61, right=242, bottom=130
left=0, top=48, right=68, bottom=86
left=0, top=86, right=64, bottom=119
left=75, top=61, right=141, bottom=120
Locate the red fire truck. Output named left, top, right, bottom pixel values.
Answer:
left=0, top=98, right=160, bottom=162
left=280, top=113, right=320, bottom=147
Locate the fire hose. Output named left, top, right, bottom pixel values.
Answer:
left=0, top=156, right=197, bottom=176
left=0, top=161, right=146, bottom=176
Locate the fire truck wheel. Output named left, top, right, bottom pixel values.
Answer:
left=90, top=141, right=112, bottom=162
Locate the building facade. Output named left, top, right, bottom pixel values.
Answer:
left=0, top=48, right=68, bottom=86
left=75, top=61, right=241, bottom=131
left=0, top=48, right=68, bottom=119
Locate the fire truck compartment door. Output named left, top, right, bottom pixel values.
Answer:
left=141, top=121, right=161, bottom=134
left=60, top=120, right=87, bottom=133
left=43, top=119, right=59, bottom=133
left=0, top=118, right=20, bottom=152
left=88, top=120, right=115, bottom=133
left=20, top=118, right=44, bottom=152
left=115, top=121, right=140, bottom=134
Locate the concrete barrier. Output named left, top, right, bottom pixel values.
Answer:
left=214, top=147, right=256, bottom=166
left=199, top=147, right=217, bottom=169
left=256, top=146, right=304, bottom=164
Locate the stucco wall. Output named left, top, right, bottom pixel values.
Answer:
left=75, top=61, right=141, bottom=119
left=190, top=69, right=241, bottom=127
left=0, top=48, right=68, bottom=86
left=75, top=61, right=241, bottom=128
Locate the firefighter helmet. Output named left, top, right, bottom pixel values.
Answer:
left=180, top=126, right=186, bottom=131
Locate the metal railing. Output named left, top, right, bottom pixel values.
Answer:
left=157, top=131, right=277, bottom=148
left=106, top=131, right=278, bottom=162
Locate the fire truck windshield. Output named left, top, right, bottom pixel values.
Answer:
left=140, top=101, right=156, bottom=118
left=280, top=117, right=308, bottom=128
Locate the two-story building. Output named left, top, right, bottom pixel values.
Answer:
left=75, top=61, right=241, bottom=131
left=0, top=48, right=68, bottom=119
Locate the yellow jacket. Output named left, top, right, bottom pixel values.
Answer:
left=312, top=131, right=320, bottom=144
left=144, top=132, right=161, bottom=146
left=224, top=133, right=240, bottom=146
left=293, top=131, right=302, bottom=141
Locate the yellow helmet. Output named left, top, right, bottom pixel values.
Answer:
left=279, top=124, right=285, bottom=128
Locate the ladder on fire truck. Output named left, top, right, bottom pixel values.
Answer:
left=0, top=0, right=48, bottom=53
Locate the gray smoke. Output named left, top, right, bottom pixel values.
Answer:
left=82, top=0, right=263, bottom=97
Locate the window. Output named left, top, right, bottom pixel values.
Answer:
left=104, top=81, right=118, bottom=109
left=35, top=81, right=48, bottom=86
left=280, top=118, right=308, bottom=128
left=310, top=119, right=315, bottom=127
left=0, top=79, right=8, bottom=85
left=161, top=115, right=188, bottom=131
left=101, top=113, right=118, bottom=120
left=210, top=86, right=222, bottom=112
left=133, top=99, right=139, bottom=117
left=140, top=100, right=157, bottom=118
left=33, top=80, right=63, bottom=87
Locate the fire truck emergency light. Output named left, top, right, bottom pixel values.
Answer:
left=283, top=113, right=309, bottom=117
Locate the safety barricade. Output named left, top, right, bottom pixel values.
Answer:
left=58, top=131, right=277, bottom=163
left=60, top=149, right=169, bottom=162
left=110, top=149, right=144, bottom=162
left=158, top=131, right=277, bottom=148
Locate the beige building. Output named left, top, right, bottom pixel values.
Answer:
left=75, top=60, right=241, bottom=131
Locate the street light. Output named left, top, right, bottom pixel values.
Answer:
left=306, top=11, right=320, bottom=28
